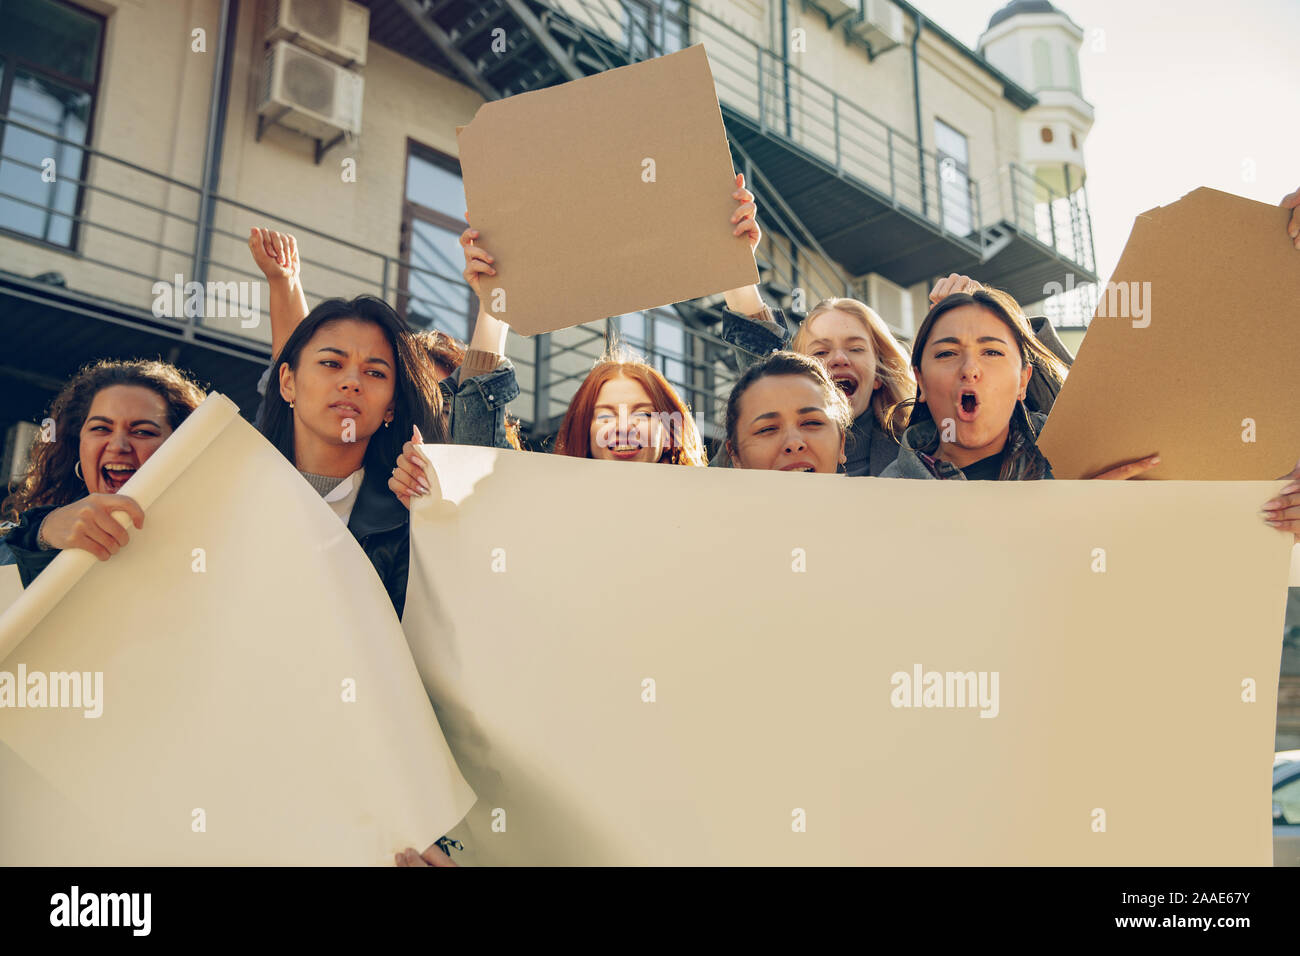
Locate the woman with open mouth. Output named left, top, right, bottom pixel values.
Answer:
left=549, top=350, right=708, bottom=466
left=1, top=360, right=206, bottom=584
left=387, top=211, right=711, bottom=503
left=881, top=287, right=1144, bottom=481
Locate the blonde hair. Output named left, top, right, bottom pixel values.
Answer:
left=791, top=298, right=915, bottom=434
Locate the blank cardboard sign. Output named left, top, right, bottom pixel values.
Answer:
left=456, top=44, right=759, bottom=336
left=1038, top=187, right=1300, bottom=479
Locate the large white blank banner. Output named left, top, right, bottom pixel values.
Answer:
left=0, top=395, right=474, bottom=865
left=404, top=446, right=1292, bottom=865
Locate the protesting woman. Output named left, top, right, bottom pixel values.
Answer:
left=257, top=295, right=443, bottom=617
left=723, top=350, right=852, bottom=475
left=1, top=360, right=205, bottom=584
left=880, top=288, right=1150, bottom=481
left=386, top=215, right=715, bottom=503
left=711, top=180, right=913, bottom=475
left=248, top=227, right=519, bottom=451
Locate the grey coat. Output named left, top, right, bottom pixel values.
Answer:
left=880, top=403, right=1054, bottom=480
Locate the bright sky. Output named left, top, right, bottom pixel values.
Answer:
left=921, top=0, right=1300, bottom=283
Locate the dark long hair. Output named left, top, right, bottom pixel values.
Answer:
left=887, top=287, right=1069, bottom=437
left=1, top=359, right=206, bottom=524
left=258, top=296, right=446, bottom=473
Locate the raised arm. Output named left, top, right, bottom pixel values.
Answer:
left=248, top=227, right=309, bottom=360
left=719, top=173, right=790, bottom=365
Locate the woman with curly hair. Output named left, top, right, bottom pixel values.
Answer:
left=1, top=359, right=206, bottom=584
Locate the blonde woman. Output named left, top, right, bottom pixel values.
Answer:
left=715, top=291, right=914, bottom=475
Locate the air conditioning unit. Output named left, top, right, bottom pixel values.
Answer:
left=852, top=0, right=905, bottom=52
left=264, top=0, right=369, bottom=68
left=812, top=0, right=859, bottom=22
left=260, top=40, right=363, bottom=142
left=3, top=421, right=39, bottom=486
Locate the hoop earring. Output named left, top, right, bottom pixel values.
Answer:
left=74, top=462, right=83, bottom=480
left=384, top=418, right=391, bottom=428
left=289, top=401, right=295, bottom=409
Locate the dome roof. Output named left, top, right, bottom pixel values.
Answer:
left=987, top=0, right=1059, bottom=30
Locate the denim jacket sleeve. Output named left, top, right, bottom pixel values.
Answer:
left=442, top=356, right=521, bottom=449
left=3, top=505, right=60, bottom=587
left=721, top=306, right=792, bottom=372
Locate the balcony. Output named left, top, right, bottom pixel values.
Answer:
left=390, top=0, right=1098, bottom=305
left=0, top=111, right=766, bottom=444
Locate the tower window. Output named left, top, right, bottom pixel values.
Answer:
left=1040, top=126, right=1054, bottom=144
left=1032, top=37, right=1053, bottom=88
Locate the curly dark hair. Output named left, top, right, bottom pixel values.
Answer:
left=1, top=359, right=207, bottom=524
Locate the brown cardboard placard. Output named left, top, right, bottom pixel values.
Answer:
left=1038, top=187, right=1300, bottom=479
left=456, top=44, right=759, bottom=336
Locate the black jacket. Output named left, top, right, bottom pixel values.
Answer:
left=3, top=504, right=59, bottom=587
left=346, top=464, right=412, bottom=620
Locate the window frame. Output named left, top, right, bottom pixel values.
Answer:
left=622, top=0, right=688, bottom=59
left=397, top=138, right=475, bottom=341
left=933, top=117, right=973, bottom=237
left=615, top=306, right=700, bottom=415
left=0, top=0, right=107, bottom=253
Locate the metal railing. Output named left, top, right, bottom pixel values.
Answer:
left=0, top=111, right=755, bottom=439
left=551, top=0, right=1096, bottom=265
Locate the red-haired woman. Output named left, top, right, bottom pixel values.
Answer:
left=551, top=348, right=708, bottom=465
left=386, top=183, right=751, bottom=500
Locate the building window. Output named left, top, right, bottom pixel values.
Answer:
left=934, top=119, right=973, bottom=236
left=1065, top=53, right=1081, bottom=95
left=399, top=141, right=474, bottom=343
left=1040, top=126, right=1054, bottom=143
left=1070, top=131, right=1078, bottom=150
left=1031, top=37, right=1052, bottom=88
left=0, top=0, right=104, bottom=249
left=623, top=0, right=688, bottom=60
left=615, top=307, right=696, bottom=411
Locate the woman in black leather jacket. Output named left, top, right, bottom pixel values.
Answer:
left=257, top=295, right=445, bottom=618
